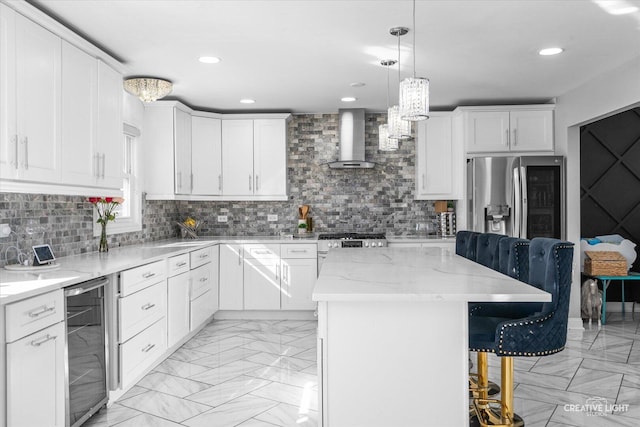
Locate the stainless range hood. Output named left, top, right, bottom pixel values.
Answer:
left=327, top=109, right=376, bottom=169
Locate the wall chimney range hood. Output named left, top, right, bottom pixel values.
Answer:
left=327, top=109, right=376, bottom=169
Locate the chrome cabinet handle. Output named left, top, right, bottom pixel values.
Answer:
left=101, top=153, right=106, bottom=178
left=177, top=172, right=182, bottom=191
left=218, top=174, right=222, bottom=192
left=422, top=173, right=426, bottom=190
left=505, top=128, right=509, bottom=146
left=142, top=272, right=156, bottom=279
left=199, top=253, right=209, bottom=259
left=176, top=261, right=187, bottom=267
left=190, top=173, right=194, bottom=192
left=142, top=343, right=155, bottom=353
left=28, top=305, right=55, bottom=317
left=94, top=153, right=99, bottom=178
left=238, top=247, right=243, bottom=265
left=512, top=129, right=517, bottom=146
left=23, top=137, right=29, bottom=169
left=276, top=264, right=279, bottom=280
left=141, top=303, right=155, bottom=311
left=255, top=175, right=259, bottom=191
left=199, top=277, right=208, bottom=282
left=31, top=334, right=56, bottom=347
left=249, top=175, right=252, bottom=191
left=289, top=249, right=308, bottom=253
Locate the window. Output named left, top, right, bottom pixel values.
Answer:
left=94, top=124, right=142, bottom=236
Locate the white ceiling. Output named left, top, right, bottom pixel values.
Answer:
left=28, top=0, right=640, bottom=114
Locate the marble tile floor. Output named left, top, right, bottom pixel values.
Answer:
left=85, top=319, right=319, bottom=427
left=85, top=313, right=640, bottom=427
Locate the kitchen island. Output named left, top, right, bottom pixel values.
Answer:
left=312, top=246, right=550, bottom=427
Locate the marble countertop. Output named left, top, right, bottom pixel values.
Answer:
left=312, top=246, right=551, bottom=303
left=385, top=234, right=456, bottom=243
left=0, top=236, right=318, bottom=305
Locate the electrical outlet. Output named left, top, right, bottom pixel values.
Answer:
left=267, top=214, right=278, bottom=222
left=217, top=215, right=228, bottom=223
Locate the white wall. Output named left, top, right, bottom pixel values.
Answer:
left=555, top=56, right=640, bottom=329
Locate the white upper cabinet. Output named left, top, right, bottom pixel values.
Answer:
left=1, top=7, right=61, bottom=183
left=61, top=40, right=96, bottom=185
left=218, top=115, right=289, bottom=200
left=96, top=60, right=124, bottom=189
left=143, top=102, right=193, bottom=198
left=253, top=119, right=287, bottom=197
left=1, top=3, right=124, bottom=193
left=415, top=112, right=463, bottom=200
left=222, top=119, right=254, bottom=196
left=174, top=107, right=192, bottom=194
left=460, top=105, right=554, bottom=154
left=191, top=115, right=222, bottom=195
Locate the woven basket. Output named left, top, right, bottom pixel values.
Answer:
left=584, top=251, right=627, bottom=276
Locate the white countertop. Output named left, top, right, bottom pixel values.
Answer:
left=312, top=246, right=551, bottom=303
left=0, top=236, right=317, bottom=305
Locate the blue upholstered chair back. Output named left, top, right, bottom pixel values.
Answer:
left=476, top=233, right=507, bottom=270
left=469, top=238, right=574, bottom=357
left=529, top=238, right=574, bottom=317
left=456, top=231, right=480, bottom=260
left=498, top=237, right=530, bottom=282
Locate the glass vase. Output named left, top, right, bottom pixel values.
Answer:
left=99, top=222, right=108, bottom=253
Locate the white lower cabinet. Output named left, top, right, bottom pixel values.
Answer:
left=167, top=271, right=190, bottom=348
left=281, top=244, right=318, bottom=310
left=244, top=258, right=281, bottom=309
left=119, top=317, right=166, bottom=386
left=6, top=321, right=65, bottom=427
left=118, top=266, right=168, bottom=387
left=189, top=245, right=218, bottom=330
left=5, top=289, right=65, bottom=427
left=219, top=243, right=244, bottom=310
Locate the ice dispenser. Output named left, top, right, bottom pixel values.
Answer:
left=485, top=205, right=510, bottom=234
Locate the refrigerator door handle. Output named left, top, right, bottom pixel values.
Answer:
left=513, top=167, right=521, bottom=238
left=520, top=165, right=528, bottom=239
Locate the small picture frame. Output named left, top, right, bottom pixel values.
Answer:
left=32, top=244, right=56, bottom=265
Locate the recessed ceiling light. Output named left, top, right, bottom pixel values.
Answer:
left=240, top=99, right=255, bottom=104
left=350, top=82, right=366, bottom=88
left=538, top=47, right=564, bottom=56
left=341, top=97, right=357, bottom=102
left=594, top=0, right=639, bottom=15
left=199, top=56, right=221, bottom=64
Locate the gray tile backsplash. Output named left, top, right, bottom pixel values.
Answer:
left=0, top=113, right=436, bottom=267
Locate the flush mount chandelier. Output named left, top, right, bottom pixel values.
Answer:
left=123, top=77, right=173, bottom=102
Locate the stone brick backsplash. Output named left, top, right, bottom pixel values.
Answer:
left=177, top=113, right=436, bottom=236
left=0, top=193, right=176, bottom=267
left=0, top=113, right=437, bottom=266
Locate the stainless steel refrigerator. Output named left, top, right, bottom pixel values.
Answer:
left=467, top=156, right=565, bottom=239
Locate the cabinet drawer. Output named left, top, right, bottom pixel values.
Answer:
left=167, top=253, right=190, bottom=277
left=191, top=263, right=212, bottom=301
left=6, top=290, right=64, bottom=342
left=120, top=260, right=166, bottom=296
left=281, top=243, right=317, bottom=259
left=120, top=318, right=166, bottom=387
left=190, top=246, right=213, bottom=269
left=244, top=243, right=280, bottom=259
left=190, top=290, right=214, bottom=331
left=119, top=281, right=166, bottom=343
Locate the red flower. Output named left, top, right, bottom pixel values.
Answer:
left=104, top=197, right=113, bottom=203
left=88, top=197, right=99, bottom=203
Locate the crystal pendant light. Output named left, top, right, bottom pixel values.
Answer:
left=388, top=27, right=412, bottom=140
left=379, top=60, right=398, bottom=151
left=124, top=77, right=173, bottom=102
left=399, top=0, right=429, bottom=121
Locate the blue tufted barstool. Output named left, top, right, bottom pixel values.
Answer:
left=469, top=237, right=529, bottom=400
left=456, top=230, right=481, bottom=261
left=476, top=233, right=508, bottom=270
left=469, top=238, right=574, bottom=427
